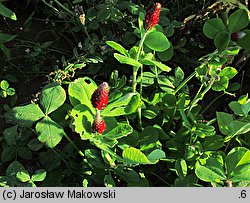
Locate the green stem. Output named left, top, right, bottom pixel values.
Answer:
left=167, top=105, right=177, bottom=131
left=187, top=83, right=212, bottom=116
left=138, top=106, right=143, bottom=129
left=53, top=0, right=75, bottom=15
left=132, top=31, right=148, bottom=92
left=63, top=133, right=85, bottom=157
left=189, top=84, right=204, bottom=111
left=200, top=93, right=225, bottom=115
left=140, top=66, right=143, bottom=96
left=180, top=109, right=192, bottom=129
left=131, top=31, right=148, bottom=129
left=174, top=71, right=197, bottom=94
left=132, top=66, right=138, bottom=92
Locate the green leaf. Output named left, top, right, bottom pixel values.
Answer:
left=157, top=75, right=175, bottom=92
left=0, top=90, right=6, bottom=98
left=231, top=164, right=250, bottom=181
left=97, top=7, right=110, bottom=22
left=175, top=67, right=185, bottom=83
left=101, top=93, right=140, bottom=117
left=40, top=83, right=66, bottom=115
left=3, top=125, right=18, bottom=146
left=0, top=80, right=9, bottom=90
left=122, top=147, right=151, bottom=164
left=118, top=2, right=144, bottom=15
left=216, top=112, right=234, bottom=135
left=17, top=147, right=32, bottom=160
left=6, top=161, right=25, bottom=176
left=118, top=130, right=140, bottom=149
left=31, top=169, right=47, bottom=182
left=0, top=3, right=17, bottom=20
left=237, top=30, right=250, bottom=50
left=123, top=32, right=136, bottom=45
left=203, top=135, right=224, bottom=150
left=84, top=149, right=105, bottom=168
left=229, top=98, right=250, bottom=116
left=0, top=33, right=17, bottom=44
left=36, top=116, right=65, bottom=148
left=0, top=90, right=7, bottom=98
left=1, top=146, right=16, bottom=162
left=104, top=172, right=116, bottom=187
left=209, top=57, right=227, bottom=66
left=229, top=102, right=244, bottom=116
left=38, top=150, right=61, bottom=171
left=228, top=9, right=249, bottom=33
left=68, top=77, right=97, bottom=113
left=16, top=170, right=30, bottom=182
left=195, top=157, right=227, bottom=182
left=147, top=149, right=165, bottom=163
left=103, top=122, right=133, bottom=139
left=214, top=31, right=230, bottom=52
left=106, top=41, right=128, bottom=56
left=203, top=18, right=227, bottom=39
left=70, top=104, right=94, bottom=140
left=0, top=44, right=11, bottom=59
left=114, top=166, right=141, bottom=185
left=114, top=53, right=142, bottom=67
left=140, top=58, right=171, bottom=72
left=27, top=138, right=44, bottom=151
left=137, top=72, right=155, bottom=87
left=175, top=159, right=187, bottom=179
left=212, top=76, right=229, bottom=91
left=6, top=88, right=15, bottom=96
left=6, top=161, right=26, bottom=186
left=138, top=12, right=145, bottom=32
left=85, top=149, right=106, bottom=169
left=142, top=109, right=157, bottom=119
left=139, top=126, right=158, bottom=150
left=225, top=147, right=250, bottom=181
left=144, top=31, right=170, bottom=51
left=225, top=120, right=250, bottom=142
left=0, top=176, right=10, bottom=187
left=157, top=43, right=174, bottom=61
left=174, top=174, right=198, bottom=187
left=49, top=103, right=72, bottom=127
left=5, top=103, right=45, bottom=127
left=82, top=179, right=88, bottom=187
left=218, top=67, right=237, bottom=79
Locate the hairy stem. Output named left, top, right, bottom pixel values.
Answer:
left=63, top=133, right=85, bottom=157
left=132, top=31, right=148, bottom=92
left=174, top=71, right=197, bottom=95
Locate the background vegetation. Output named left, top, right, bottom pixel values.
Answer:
left=0, top=0, right=249, bottom=187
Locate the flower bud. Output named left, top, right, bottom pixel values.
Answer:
left=92, top=112, right=106, bottom=134
left=145, top=3, right=162, bottom=30
left=231, top=32, right=246, bottom=42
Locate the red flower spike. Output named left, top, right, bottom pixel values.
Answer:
left=91, top=82, right=109, bottom=110
left=231, top=32, right=246, bottom=42
left=145, top=3, right=162, bottom=30
left=92, top=113, right=106, bottom=134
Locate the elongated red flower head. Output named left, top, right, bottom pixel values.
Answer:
left=92, top=113, right=106, bottom=134
left=91, top=82, right=109, bottom=110
left=145, top=3, right=162, bottom=30
left=231, top=32, right=246, bottom=42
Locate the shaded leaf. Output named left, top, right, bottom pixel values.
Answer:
left=40, top=83, right=66, bottom=115
left=36, top=116, right=65, bottom=148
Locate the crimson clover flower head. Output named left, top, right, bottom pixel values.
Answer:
left=91, top=82, right=109, bottom=110
left=92, top=112, right=106, bottom=134
left=145, top=3, right=162, bottom=30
